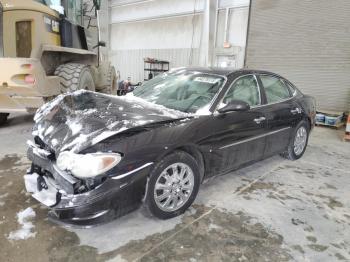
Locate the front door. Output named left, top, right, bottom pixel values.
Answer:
left=201, top=74, right=267, bottom=176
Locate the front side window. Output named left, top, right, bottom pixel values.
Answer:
left=133, top=71, right=225, bottom=113
left=260, top=75, right=291, bottom=103
left=221, top=75, right=260, bottom=107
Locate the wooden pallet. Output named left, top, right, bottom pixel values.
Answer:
left=315, top=121, right=345, bottom=129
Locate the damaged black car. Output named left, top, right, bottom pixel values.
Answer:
left=24, top=68, right=316, bottom=226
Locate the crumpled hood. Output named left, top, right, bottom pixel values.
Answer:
left=33, top=90, right=190, bottom=153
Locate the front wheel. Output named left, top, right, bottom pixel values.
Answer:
left=281, top=121, right=309, bottom=160
left=144, top=151, right=200, bottom=219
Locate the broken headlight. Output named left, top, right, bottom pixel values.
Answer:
left=56, top=151, right=121, bottom=178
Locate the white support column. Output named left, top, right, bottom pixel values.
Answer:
left=199, top=0, right=217, bottom=66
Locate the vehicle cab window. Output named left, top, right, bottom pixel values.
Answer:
left=61, top=0, right=83, bottom=26
left=221, top=75, right=261, bottom=107
left=260, top=75, right=291, bottom=103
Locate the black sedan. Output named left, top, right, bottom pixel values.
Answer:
left=24, top=68, right=316, bottom=226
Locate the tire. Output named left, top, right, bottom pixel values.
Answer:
left=144, top=151, right=200, bottom=219
left=100, top=66, right=118, bottom=95
left=54, top=63, right=95, bottom=93
left=281, top=120, right=309, bottom=160
left=0, top=113, right=9, bottom=126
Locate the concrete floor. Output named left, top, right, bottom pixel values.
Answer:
left=0, top=113, right=349, bottom=262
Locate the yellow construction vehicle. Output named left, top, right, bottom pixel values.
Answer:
left=0, top=0, right=117, bottom=125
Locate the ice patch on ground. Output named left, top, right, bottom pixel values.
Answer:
left=0, top=193, right=8, bottom=206
left=208, top=223, right=222, bottom=231
left=8, top=207, right=36, bottom=241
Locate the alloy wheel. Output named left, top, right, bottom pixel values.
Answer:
left=154, top=163, right=194, bottom=212
left=294, top=126, right=307, bottom=156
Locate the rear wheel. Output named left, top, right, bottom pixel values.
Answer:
left=281, top=121, right=309, bottom=160
left=54, top=63, right=95, bottom=93
left=0, top=113, right=9, bottom=126
left=144, top=151, right=200, bottom=219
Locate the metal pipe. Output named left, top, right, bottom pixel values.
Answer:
left=243, top=0, right=252, bottom=68
left=110, top=11, right=203, bottom=25
left=110, top=0, right=155, bottom=8
left=223, top=8, right=229, bottom=44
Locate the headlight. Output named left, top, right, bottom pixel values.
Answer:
left=56, top=151, right=121, bottom=178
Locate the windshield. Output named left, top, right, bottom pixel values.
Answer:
left=133, top=71, right=225, bottom=113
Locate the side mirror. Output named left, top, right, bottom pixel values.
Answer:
left=218, top=100, right=250, bottom=113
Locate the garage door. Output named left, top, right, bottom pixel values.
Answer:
left=245, top=0, right=350, bottom=112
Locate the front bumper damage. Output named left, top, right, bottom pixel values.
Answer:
left=25, top=145, right=152, bottom=227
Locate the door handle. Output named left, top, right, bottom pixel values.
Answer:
left=254, top=117, right=266, bottom=124
left=291, top=108, right=301, bottom=114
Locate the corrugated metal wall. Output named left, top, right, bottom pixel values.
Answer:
left=245, top=0, right=350, bottom=112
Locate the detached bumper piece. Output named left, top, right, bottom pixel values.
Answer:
left=24, top=172, right=60, bottom=207
left=25, top=145, right=151, bottom=227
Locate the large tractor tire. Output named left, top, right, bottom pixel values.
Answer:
left=54, top=63, right=95, bottom=93
left=0, top=113, right=9, bottom=126
left=100, top=66, right=118, bottom=95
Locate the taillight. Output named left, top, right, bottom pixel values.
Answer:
left=21, top=64, right=34, bottom=70
left=11, top=74, right=35, bottom=85
left=24, top=74, right=35, bottom=84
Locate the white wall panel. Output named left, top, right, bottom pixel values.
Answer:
left=110, top=48, right=200, bottom=82
left=109, top=0, right=250, bottom=81
left=110, top=0, right=204, bottom=24
left=110, top=15, right=202, bottom=50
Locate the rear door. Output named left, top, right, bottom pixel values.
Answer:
left=257, top=74, right=302, bottom=157
left=201, top=74, right=267, bottom=176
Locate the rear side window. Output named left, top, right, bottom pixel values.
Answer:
left=260, top=75, right=291, bottom=103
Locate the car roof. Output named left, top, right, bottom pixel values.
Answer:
left=179, top=67, right=283, bottom=78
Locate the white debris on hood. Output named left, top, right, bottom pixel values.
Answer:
left=60, top=133, right=90, bottom=152
left=91, top=130, right=125, bottom=146
left=33, top=90, right=193, bottom=153
left=75, top=108, right=97, bottom=115
left=51, top=138, right=58, bottom=147
left=44, top=125, right=54, bottom=136
left=7, top=207, right=36, bottom=241
left=34, top=89, right=88, bottom=123
left=66, top=118, right=82, bottom=136
left=117, top=94, right=192, bottom=118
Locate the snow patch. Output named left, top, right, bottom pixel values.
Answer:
left=208, top=223, right=222, bottom=231
left=44, top=125, right=54, bottom=136
left=0, top=193, right=8, bottom=206
left=8, top=207, right=36, bottom=241
left=66, top=118, right=83, bottom=136
left=91, top=130, right=120, bottom=145
left=51, top=138, right=58, bottom=147
left=76, top=108, right=97, bottom=115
